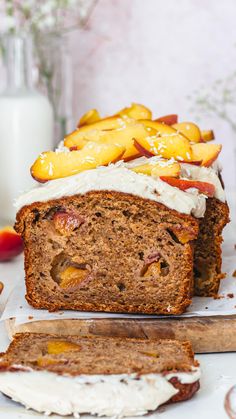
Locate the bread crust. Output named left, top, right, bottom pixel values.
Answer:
left=194, top=198, right=230, bottom=296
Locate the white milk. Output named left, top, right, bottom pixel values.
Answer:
left=0, top=91, right=53, bottom=223
left=0, top=34, right=54, bottom=224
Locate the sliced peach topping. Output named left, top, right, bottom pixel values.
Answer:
left=200, top=130, right=215, bottom=142
left=172, top=122, right=202, bottom=143
left=53, top=212, right=83, bottom=236
left=132, top=160, right=180, bottom=177
left=155, top=114, right=178, bottom=125
left=66, top=116, right=129, bottom=145
left=117, top=103, right=152, bottom=120
left=31, top=142, right=125, bottom=182
left=60, top=266, right=89, bottom=290
left=160, top=177, right=215, bottom=197
left=78, top=109, right=101, bottom=127
left=191, top=143, right=222, bottom=167
left=47, top=340, right=81, bottom=355
left=134, top=134, right=193, bottom=162
left=64, top=123, right=156, bottom=161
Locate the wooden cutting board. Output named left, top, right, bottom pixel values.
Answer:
left=5, top=315, right=236, bottom=354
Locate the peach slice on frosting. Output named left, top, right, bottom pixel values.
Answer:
left=65, top=123, right=157, bottom=161
left=31, top=142, right=125, bottom=182
left=132, top=160, right=180, bottom=177
left=78, top=109, right=101, bottom=127
left=191, top=143, right=222, bottom=167
left=134, top=130, right=193, bottom=162
left=117, top=103, right=152, bottom=120
left=155, top=114, right=178, bottom=125
left=160, top=176, right=215, bottom=197
left=200, top=130, right=215, bottom=142
left=172, top=122, right=202, bottom=143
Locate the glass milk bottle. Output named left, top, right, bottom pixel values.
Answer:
left=0, top=34, right=54, bottom=224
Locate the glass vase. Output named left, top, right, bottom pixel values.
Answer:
left=34, top=33, right=74, bottom=145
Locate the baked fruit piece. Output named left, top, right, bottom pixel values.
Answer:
left=0, top=333, right=200, bottom=416
left=194, top=197, right=230, bottom=296
left=15, top=191, right=199, bottom=314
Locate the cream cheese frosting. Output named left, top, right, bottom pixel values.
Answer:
left=0, top=367, right=200, bottom=417
left=15, top=156, right=225, bottom=218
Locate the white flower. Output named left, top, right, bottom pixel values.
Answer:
left=39, top=0, right=57, bottom=16
left=37, top=15, right=56, bottom=30
left=0, top=15, right=17, bottom=32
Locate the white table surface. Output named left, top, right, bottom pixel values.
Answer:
left=0, top=257, right=236, bottom=419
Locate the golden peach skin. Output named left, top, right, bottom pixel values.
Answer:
left=191, top=143, right=222, bottom=167
left=132, top=160, right=180, bottom=177
left=172, top=122, right=202, bottom=143
left=78, top=109, right=101, bottom=127
left=31, top=142, right=125, bottom=182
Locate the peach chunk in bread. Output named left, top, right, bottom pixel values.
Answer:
left=31, top=142, right=125, bottom=183
left=172, top=122, right=202, bottom=143
left=200, top=130, right=215, bottom=142
left=47, top=340, right=81, bottom=355
left=64, top=123, right=156, bottom=161
left=191, top=143, right=222, bottom=167
left=160, top=177, right=215, bottom=197
left=78, top=109, right=101, bottom=127
left=60, top=266, right=90, bottom=291
left=53, top=212, right=85, bottom=236
left=132, top=160, right=180, bottom=177
left=0, top=227, right=23, bottom=261
left=155, top=114, right=178, bottom=125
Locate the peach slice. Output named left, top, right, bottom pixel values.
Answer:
left=53, top=212, right=84, bottom=236
left=134, top=134, right=193, bottom=162
left=0, top=227, right=23, bottom=262
left=117, top=103, right=152, bottom=120
left=191, top=143, right=222, bottom=167
left=132, top=160, right=180, bottom=177
left=160, top=177, right=215, bottom=197
left=65, top=123, right=156, bottom=161
left=31, top=142, right=125, bottom=182
left=60, top=266, right=89, bottom=290
left=155, top=114, right=178, bottom=125
left=78, top=109, right=101, bottom=127
left=172, top=122, right=202, bottom=143
left=47, top=340, right=81, bottom=355
left=65, top=116, right=130, bottom=144
left=200, top=130, right=215, bottom=142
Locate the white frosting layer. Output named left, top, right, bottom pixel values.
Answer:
left=15, top=164, right=207, bottom=217
left=0, top=368, right=200, bottom=417
left=15, top=157, right=225, bottom=218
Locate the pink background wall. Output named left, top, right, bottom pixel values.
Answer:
left=0, top=0, right=235, bottom=191
left=69, top=0, right=236, bottom=190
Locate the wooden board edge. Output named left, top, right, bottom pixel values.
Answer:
left=5, top=316, right=236, bottom=353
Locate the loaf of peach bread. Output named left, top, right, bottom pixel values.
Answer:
left=15, top=103, right=229, bottom=313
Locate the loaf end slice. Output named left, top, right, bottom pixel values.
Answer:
left=0, top=333, right=200, bottom=416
